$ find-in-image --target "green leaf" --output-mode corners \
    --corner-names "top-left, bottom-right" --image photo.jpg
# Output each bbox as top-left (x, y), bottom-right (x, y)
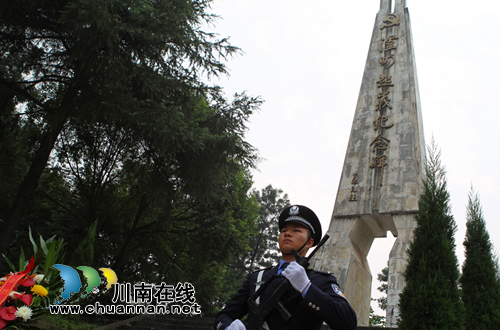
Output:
top-left (44, 241), bottom-right (57, 273)
top-left (29, 226), bottom-right (38, 256)
top-left (46, 235), bottom-right (57, 244)
top-left (40, 235), bottom-right (49, 255)
top-left (34, 246), bottom-right (45, 269)
top-left (19, 246), bottom-right (25, 271)
top-left (2, 253), bottom-right (17, 272)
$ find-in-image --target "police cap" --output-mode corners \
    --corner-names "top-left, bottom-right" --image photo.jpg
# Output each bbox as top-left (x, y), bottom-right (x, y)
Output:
top-left (278, 205), bottom-right (322, 246)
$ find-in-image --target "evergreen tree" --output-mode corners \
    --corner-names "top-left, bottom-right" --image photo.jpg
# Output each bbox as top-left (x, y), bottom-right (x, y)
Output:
top-left (460, 187), bottom-right (500, 330)
top-left (398, 142), bottom-right (463, 329)
top-left (0, 0), bottom-right (247, 252)
top-left (0, 0), bottom-right (263, 314)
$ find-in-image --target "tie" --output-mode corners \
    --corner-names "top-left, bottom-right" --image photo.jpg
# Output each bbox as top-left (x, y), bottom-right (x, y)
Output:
top-left (278, 262), bottom-right (289, 275)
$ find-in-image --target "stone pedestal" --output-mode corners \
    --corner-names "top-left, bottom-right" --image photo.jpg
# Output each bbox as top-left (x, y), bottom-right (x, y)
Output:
top-left (312, 217), bottom-right (375, 324)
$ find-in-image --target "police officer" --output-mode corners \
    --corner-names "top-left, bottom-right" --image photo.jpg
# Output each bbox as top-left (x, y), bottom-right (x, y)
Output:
top-left (213, 205), bottom-right (357, 330)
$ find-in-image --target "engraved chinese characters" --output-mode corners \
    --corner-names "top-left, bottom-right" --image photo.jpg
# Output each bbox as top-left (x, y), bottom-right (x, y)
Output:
top-left (371, 14), bottom-right (399, 187)
top-left (349, 13), bottom-right (400, 202)
top-left (349, 174), bottom-right (359, 201)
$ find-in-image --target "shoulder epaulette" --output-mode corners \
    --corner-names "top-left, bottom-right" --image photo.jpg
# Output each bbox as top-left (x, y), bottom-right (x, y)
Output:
top-left (311, 269), bottom-right (334, 275)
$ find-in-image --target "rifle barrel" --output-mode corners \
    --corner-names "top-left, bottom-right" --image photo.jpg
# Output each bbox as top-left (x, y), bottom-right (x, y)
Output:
top-left (306, 234), bottom-right (330, 261)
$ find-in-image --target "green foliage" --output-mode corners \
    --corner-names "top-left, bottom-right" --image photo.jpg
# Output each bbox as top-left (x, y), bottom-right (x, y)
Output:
top-left (0, 0), bottom-right (250, 251)
top-left (215, 185), bottom-right (290, 313)
top-left (459, 187), bottom-right (500, 330)
top-left (1, 229), bottom-right (65, 329)
top-left (377, 263), bottom-right (388, 311)
top-left (371, 265), bottom-right (388, 327)
top-left (69, 221), bottom-right (97, 266)
top-left (398, 141), bottom-right (463, 330)
top-left (369, 299), bottom-right (386, 328)
top-left (0, 0), bottom-right (262, 317)
top-left (248, 185), bottom-right (290, 271)
top-left (2, 227), bottom-right (65, 278)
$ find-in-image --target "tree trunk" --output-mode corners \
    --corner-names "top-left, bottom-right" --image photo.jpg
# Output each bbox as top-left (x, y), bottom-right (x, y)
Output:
top-left (0, 76), bottom-right (79, 253)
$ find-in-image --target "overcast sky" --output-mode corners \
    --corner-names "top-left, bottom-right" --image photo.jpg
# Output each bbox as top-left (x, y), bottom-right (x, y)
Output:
top-left (205, 0), bottom-right (500, 315)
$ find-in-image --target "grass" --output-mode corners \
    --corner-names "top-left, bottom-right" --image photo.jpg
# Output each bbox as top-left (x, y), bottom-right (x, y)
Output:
top-left (38, 314), bottom-right (100, 330)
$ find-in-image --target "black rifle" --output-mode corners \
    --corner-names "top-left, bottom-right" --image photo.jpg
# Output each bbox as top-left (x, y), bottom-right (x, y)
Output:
top-left (243, 234), bottom-right (330, 330)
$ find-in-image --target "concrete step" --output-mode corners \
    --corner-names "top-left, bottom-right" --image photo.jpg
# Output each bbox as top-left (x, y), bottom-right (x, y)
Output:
top-left (94, 314), bottom-right (396, 330)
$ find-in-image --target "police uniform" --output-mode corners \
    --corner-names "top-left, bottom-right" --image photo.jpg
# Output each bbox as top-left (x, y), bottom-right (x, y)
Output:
top-left (213, 205), bottom-right (357, 330)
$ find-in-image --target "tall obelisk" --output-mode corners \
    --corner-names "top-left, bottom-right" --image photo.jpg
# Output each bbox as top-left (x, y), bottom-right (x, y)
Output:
top-left (311, 0), bottom-right (425, 327)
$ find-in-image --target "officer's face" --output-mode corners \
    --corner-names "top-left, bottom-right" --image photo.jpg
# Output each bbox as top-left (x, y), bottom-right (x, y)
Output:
top-left (279, 222), bottom-right (314, 257)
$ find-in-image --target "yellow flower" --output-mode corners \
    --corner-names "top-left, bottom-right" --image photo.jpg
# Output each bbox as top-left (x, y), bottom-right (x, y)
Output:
top-left (31, 284), bottom-right (49, 297)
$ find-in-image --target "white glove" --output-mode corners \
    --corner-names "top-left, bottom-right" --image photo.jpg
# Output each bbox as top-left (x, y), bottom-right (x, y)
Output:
top-left (282, 262), bottom-right (310, 293)
top-left (227, 319), bottom-right (246, 330)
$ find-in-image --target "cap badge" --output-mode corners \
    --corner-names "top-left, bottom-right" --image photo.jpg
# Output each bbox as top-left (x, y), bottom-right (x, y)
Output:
top-left (289, 206), bottom-right (299, 215)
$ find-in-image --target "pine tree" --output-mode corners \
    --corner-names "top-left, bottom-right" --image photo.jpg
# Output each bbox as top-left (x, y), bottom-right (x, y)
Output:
top-left (398, 142), bottom-right (463, 329)
top-left (460, 187), bottom-right (500, 330)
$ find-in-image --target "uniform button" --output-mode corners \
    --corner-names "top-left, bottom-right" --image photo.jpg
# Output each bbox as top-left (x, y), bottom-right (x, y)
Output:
top-left (316, 307), bottom-right (320, 311)
top-left (308, 302), bottom-right (312, 306)
top-left (312, 304), bottom-right (316, 309)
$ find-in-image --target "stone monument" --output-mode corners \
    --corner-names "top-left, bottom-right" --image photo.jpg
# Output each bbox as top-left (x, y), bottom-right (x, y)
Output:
top-left (311, 0), bottom-right (425, 327)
